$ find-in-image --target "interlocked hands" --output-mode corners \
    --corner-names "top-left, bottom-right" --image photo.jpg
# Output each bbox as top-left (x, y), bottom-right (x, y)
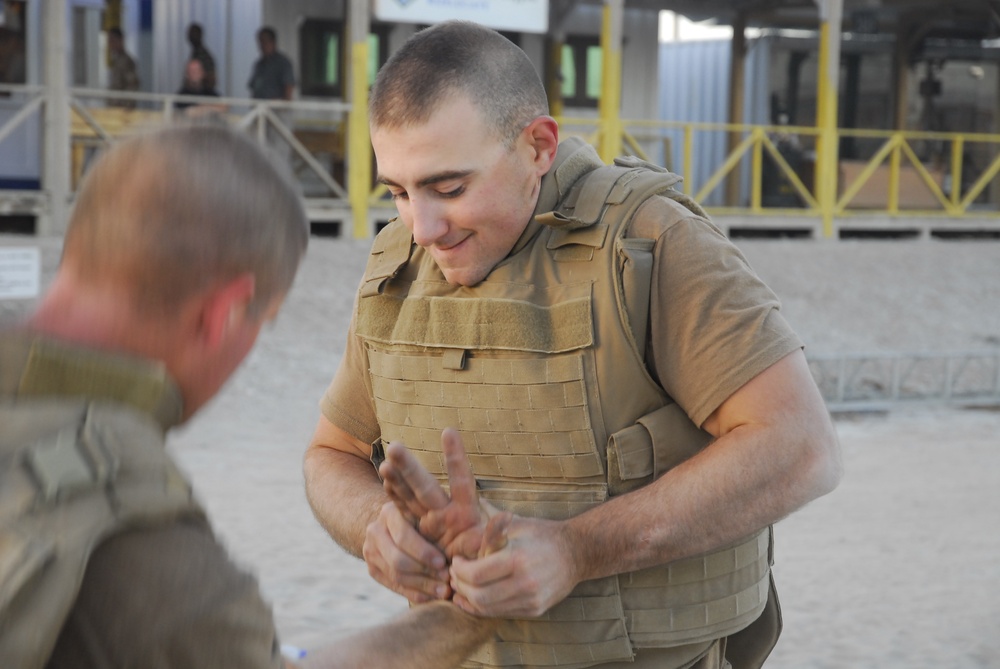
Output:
top-left (365, 428), bottom-right (580, 618)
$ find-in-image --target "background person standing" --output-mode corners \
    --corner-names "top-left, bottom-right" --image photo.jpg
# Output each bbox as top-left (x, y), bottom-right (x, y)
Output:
top-left (107, 27), bottom-right (139, 108)
top-left (186, 22), bottom-right (216, 91)
top-left (248, 27), bottom-right (294, 101)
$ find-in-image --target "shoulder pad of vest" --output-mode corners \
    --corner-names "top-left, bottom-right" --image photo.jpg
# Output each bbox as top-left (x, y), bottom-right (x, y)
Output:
top-left (542, 162), bottom-right (685, 231)
top-left (23, 422), bottom-right (118, 504)
top-left (361, 219), bottom-right (414, 297)
top-left (613, 155), bottom-right (669, 173)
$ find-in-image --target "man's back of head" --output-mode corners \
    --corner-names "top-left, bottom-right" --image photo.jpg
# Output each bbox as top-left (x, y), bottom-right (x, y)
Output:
top-left (29, 122), bottom-right (308, 417)
top-left (369, 20), bottom-right (549, 148)
top-left (63, 122), bottom-right (307, 318)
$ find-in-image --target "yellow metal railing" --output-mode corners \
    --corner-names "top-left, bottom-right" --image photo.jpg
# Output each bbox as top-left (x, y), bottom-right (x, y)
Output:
top-left (555, 116), bottom-right (1000, 233)
top-left (7, 79), bottom-right (1000, 238)
top-left (835, 128), bottom-right (1000, 217)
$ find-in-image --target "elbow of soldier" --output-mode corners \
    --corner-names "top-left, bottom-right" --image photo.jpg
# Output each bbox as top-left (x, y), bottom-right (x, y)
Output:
top-left (798, 424), bottom-right (844, 502)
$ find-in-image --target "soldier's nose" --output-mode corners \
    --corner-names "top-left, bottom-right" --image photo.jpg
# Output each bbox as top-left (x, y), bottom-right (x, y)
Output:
top-left (410, 200), bottom-right (448, 248)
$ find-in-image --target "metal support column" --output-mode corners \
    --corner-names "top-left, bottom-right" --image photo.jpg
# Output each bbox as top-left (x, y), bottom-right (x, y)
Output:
top-left (815, 0), bottom-right (843, 238)
top-left (347, 0), bottom-right (372, 239)
top-left (42, 0), bottom-right (71, 236)
top-left (546, 34), bottom-right (565, 119)
top-left (726, 12), bottom-right (747, 207)
top-left (598, 0), bottom-right (623, 162)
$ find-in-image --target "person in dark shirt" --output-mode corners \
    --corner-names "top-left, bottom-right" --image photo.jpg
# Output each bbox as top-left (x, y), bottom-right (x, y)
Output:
top-left (187, 23), bottom-right (217, 91)
top-left (248, 27), bottom-right (295, 101)
top-left (175, 58), bottom-right (221, 113)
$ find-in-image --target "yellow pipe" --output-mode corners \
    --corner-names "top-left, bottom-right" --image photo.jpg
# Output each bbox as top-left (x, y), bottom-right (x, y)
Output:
top-left (888, 141), bottom-right (901, 214)
top-left (899, 140), bottom-right (954, 212)
top-left (694, 132), bottom-right (755, 203)
top-left (961, 150), bottom-right (1000, 209)
top-left (761, 133), bottom-right (820, 209)
top-left (815, 1), bottom-right (842, 236)
top-left (547, 37), bottom-right (564, 118)
top-left (348, 38), bottom-right (371, 239)
top-left (951, 137), bottom-right (964, 207)
top-left (598, 1), bottom-right (623, 162)
top-left (835, 136), bottom-right (897, 209)
top-left (751, 128), bottom-right (763, 212)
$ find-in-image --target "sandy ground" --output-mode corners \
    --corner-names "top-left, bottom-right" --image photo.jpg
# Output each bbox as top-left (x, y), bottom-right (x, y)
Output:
top-left (3, 233), bottom-right (1000, 667)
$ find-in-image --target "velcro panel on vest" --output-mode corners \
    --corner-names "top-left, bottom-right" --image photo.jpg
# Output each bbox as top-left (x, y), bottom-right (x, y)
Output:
top-left (359, 292), bottom-right (593, 354)
top-left (368, 349), bottom-right (604, 481)
top-left (463, 575), bottom-right (633, 668)
top-left (619, 530), bottom-right (771, 647)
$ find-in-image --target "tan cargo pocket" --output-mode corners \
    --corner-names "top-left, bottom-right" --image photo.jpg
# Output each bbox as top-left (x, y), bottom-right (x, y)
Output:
top-left (477, 481), bottom-right (608, 520)
top-left (616, 237), bottom-right (655, 359)
top-left (607, 402), bottom-right (713, 496)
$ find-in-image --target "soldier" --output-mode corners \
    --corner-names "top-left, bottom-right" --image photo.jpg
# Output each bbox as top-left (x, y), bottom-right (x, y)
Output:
top-left (186, 22), bottom-right (217, 91)
top-left (107, 27), bottom-right (139, 108)
top-left (0, 124), bottom-right (502, 669)
top-left (303, 20), bottom-right (843, 669)
top-left (248, 27), bottom-right (295, 101)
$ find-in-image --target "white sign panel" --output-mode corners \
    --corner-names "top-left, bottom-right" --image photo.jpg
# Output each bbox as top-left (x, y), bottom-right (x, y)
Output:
top-left (374, 0), bottom-right (549, 34)
top-left (0, 247), bottom-right (41, 299)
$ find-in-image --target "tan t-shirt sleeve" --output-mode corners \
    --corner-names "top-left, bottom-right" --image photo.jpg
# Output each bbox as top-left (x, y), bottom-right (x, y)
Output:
top-left (646, 212), bottom-right (803, 428)
top-left (320, 309), bottom-right (381, 445)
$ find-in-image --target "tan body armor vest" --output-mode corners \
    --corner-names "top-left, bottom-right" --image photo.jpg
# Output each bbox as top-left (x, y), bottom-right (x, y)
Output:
top-left (0, 339), bottom-right (204, 669)
top-left (355, 145), bottom-right (773, 668)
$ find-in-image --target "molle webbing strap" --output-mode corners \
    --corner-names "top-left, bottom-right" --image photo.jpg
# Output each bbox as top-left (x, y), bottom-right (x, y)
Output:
top-left (465, 576), bottom-right (632, 668)
top-left (621, 530), bottom-right (770, 646)
top-left (368, 348), bottom-right (604, 482)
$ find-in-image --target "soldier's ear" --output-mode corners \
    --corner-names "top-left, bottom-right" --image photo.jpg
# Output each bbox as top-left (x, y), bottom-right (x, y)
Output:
top-left (198, 273), bottom-right (256, 348)
top-left (521, 115), bottom-right (559, 174)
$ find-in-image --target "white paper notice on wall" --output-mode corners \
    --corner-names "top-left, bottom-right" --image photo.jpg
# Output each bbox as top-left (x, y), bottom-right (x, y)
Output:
top-left (373, 0), bottom-right (549, 34)
top-left (0, 247), bottom-right (41, 299)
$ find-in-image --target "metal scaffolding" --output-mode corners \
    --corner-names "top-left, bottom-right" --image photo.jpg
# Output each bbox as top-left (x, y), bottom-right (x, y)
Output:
top-left (808, 351), bottom-right (1000, 411)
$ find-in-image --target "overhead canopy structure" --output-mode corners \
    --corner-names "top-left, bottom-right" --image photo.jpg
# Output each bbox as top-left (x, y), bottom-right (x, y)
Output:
top-left (642, 0), bottom-right (1000, 37)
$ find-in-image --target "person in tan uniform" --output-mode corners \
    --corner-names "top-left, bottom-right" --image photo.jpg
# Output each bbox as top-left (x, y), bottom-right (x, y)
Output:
top-left (107, 27), bottom-right (139, 109)
top-left (303, 20), bottom-right (843, 669)
top-left (0, 123), bottom-right (503, 669)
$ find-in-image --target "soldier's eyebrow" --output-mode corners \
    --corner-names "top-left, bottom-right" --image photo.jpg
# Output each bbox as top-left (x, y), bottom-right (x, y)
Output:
top-left (377, 170), bottom-right (475, 189)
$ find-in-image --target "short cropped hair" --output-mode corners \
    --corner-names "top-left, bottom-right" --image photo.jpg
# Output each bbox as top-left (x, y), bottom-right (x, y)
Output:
top-left (64, 123), bottom-right (308, 317)
top-left (369, 21), bottom-right (549, 147)
top-left (257, 27), bottom-right (277, 43)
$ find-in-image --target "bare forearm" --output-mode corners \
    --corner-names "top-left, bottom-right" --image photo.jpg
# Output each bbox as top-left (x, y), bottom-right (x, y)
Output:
top-left (568, 418), bottom-right (836, 581)
top-left (562, 352), bottom-right (842, 582)
top-left (300, 602), bottom-right (497, 669)
top-left (303, 446), bottom-right (385, 557)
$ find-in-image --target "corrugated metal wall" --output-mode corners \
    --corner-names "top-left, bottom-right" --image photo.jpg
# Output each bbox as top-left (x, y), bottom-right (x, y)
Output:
top-left (154, 0), bottom-right (261, 98)
top-left (658, 36), bottom-right (771, 206)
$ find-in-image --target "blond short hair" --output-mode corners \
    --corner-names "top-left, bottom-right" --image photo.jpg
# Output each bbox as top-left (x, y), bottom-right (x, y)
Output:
top-left (64, 123), bottom-right (308, 316)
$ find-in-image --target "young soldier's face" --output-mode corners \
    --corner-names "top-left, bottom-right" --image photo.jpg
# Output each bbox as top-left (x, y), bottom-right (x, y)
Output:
top-left (373, 94), bottom-right (548, 287)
